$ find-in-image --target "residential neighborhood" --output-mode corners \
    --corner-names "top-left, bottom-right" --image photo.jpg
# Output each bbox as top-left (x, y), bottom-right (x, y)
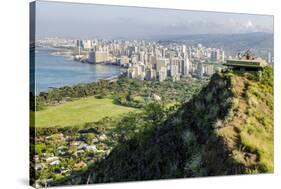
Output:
top-left (32, 125), bottom-right (114, 188)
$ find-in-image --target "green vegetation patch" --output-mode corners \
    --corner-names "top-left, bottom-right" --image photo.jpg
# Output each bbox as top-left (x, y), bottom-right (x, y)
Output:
top-left (240, 66), bottom-right (274, 172)
top-left (35, 97), bottom-right (137, 128)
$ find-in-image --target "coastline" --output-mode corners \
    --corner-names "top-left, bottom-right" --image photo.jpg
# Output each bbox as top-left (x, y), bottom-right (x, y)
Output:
top-left (35, 48), bottom-right (126, 95)
top-left (36, 73), bottom-right (124, 95)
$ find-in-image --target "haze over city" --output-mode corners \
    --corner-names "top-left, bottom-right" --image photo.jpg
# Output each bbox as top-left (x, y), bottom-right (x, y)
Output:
top-left (36, 1), bottom-right (273, 39)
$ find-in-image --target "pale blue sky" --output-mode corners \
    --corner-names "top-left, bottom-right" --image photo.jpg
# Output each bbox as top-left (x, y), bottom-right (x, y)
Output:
top-left (35, 0), bottom-right (274, 39)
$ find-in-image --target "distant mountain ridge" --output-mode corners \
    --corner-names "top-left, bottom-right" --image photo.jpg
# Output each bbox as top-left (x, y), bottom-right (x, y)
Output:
top-left (156, 32), bottom-right (273, 57)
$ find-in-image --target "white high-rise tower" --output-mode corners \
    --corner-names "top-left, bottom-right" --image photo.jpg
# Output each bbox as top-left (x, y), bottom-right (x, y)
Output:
top-left (182, 54), bottom-right (190, 76)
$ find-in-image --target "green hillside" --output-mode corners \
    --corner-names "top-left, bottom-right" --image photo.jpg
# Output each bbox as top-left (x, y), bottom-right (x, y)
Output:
top-left (34, 97), bottom-right (137, 128)
top-left (52, 66), bottom-right (273, 185)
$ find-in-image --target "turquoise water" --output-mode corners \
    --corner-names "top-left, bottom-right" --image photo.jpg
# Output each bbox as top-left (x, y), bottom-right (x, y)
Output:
top-left (34, 48), bottom-right (123, 94)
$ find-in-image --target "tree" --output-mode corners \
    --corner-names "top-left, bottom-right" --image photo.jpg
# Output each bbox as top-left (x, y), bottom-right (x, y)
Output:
top-left (144, 102), bottom-right (166, 125)
top-left (113, 112), bottom-right (142, 143)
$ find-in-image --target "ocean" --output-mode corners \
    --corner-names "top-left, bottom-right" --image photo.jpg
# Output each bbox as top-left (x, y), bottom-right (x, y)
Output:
top-left (33, 48), bottom-right (124, 94)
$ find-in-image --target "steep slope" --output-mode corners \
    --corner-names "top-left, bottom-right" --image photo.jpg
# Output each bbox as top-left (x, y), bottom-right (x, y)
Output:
top-left (203, 67), bottom-right (273, 174)
top-left (55, 67), bottom-right (273, 185)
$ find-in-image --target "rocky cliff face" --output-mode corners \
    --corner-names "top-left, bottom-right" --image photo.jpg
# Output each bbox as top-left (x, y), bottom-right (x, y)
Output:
top-left (56, 67), bottom-right (273, 186)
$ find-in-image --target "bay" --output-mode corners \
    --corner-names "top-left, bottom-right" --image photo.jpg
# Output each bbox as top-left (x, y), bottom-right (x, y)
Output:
top-left (34, 48), bottom-right (124, 94)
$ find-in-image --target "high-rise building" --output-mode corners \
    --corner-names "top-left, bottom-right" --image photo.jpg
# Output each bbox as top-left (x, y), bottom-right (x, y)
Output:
top-left (83, 40), bottom-right (92, 49)
top-left (188, 47), bottom-right (192, 60)
top-left (170, 58), bottom-right (179, 77)
top-left (150, 56), bottom-right (157, 69)
top-left (76, 40), bottom-right (84, 55)
top-left (156, 58), bottom-right (168, 72)
top-left (145, 68), bottom-right (156, 80)
top-left (131, 54), bottom-right (138, 64)
top-left (182, 45), bottom-right (186, 54)
top-left (197, 62), bottom-right (204, 78)
top-left (127, 64), bottom-right (145, 79)
top-left (221, 50), bottom-right (225, 62)
top-left (88, 51), bottom-right (95, 63)
top-left (162, 48), bottom-right (166, 58)
top-left (157, 67), bottom-right (167, 82)
top-left (120, 56), bottom-right (130, 67)
top-left (169, 58), bottom-right (180, 81)
top-left (182, 55), bottom-right (190, 76)
top-left (76, 40), bottom-right (83, 49)
top-left (178, 57), bottom-right (183, 73)
top-left (211, 49), bottom-right (221, 62)
top-left (127, 66), bottom-right (137, 79)
top-left (88, 51), bottom-right (108, 64)
top-left (139, 51), bottom-right (145, 63)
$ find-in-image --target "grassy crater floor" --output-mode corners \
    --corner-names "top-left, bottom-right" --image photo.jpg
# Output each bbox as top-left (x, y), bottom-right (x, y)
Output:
top-left (34, 96), bottom-right (137, 128)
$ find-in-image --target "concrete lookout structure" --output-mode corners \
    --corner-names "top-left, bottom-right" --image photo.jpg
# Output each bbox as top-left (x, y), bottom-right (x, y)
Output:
top-left (223, 50), bottom-right (268, 72)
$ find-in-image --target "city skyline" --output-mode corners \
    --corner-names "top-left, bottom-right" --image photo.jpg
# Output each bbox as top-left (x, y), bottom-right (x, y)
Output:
top-left (36, 1), bottom-right (273, 39)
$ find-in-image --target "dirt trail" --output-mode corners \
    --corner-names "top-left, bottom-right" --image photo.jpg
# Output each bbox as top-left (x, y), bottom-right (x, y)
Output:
top-left (218, 75), bottom-right (257, 167)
